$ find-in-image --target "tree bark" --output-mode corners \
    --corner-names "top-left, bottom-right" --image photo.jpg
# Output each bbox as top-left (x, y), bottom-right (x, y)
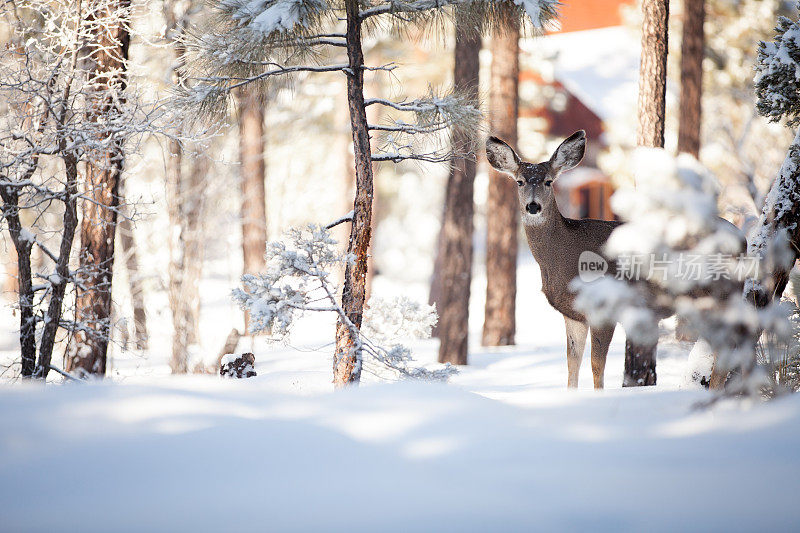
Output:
top-left (677, 0), bottom-right (704, 157)
top-left (333, 0), bottom-right (373, 387)
top-left (626, 0), bottom-right (668, 386)
top-left (483, 16), bottom-right (519, 347)
top-left (430, 15), bottom-right (480, 365)
top-left (238, 87), bottom-right (268, 333)
top-left (163, 1), bottom-right (206, 373)
top-left (623, 338), bottom-right (658, 386)
top-left (67, 1), bottom-right (131, 377)
top-left (0, 188), bottom-right (36, 376)
top-left (38, 156), bottom-right (80, 380)
top-left (636, 0), bottom-right (669, 148)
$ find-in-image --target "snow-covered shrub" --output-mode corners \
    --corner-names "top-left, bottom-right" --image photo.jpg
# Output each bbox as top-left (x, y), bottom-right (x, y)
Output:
top-left (759, 271), bottom-right (800, 394)
top-left (232, 225), bottom-right (455, 382)
top-left (571, 149), bottom-right (793, 392)
top-left (361, 297), bottom-right (437, 345)
top-left (220, 353), bottom-right (257, 378)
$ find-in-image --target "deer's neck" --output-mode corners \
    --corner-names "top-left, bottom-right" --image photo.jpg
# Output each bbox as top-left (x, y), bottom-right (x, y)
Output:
top-left (522, 194), bottom-right (567, 262)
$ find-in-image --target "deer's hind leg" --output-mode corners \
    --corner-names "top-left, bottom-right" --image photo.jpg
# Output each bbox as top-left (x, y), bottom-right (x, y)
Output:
top-left (564, 317), bottom-right (588, 388)
top-left (590, 326), bottom-right (614, 390)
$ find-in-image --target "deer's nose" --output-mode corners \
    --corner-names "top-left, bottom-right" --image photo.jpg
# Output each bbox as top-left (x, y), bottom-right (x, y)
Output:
top-left (526, 201), bottom-right (541, 215)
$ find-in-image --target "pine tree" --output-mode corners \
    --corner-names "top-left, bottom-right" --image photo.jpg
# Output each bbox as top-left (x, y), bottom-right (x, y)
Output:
top-left (746, 6), bottom-right (800, 309)
top-left (636, 0), bottom-right (669, 148)
top-left (677, 0), bottom-right (704, 157)
top-left (626, 0), bottom-right (669, 387)
top-left (164, 0), bottom-right (209, 374)
top-left (431, 12), bottom-right (481, 366)
top-left (708, 5), bottom-right (800, 390)
top-left (483, 11), bottom-right (520, 348)
top-left (67, 0), bottom-right (132, 376)
top-left (182, 0), bottom-right (558, 386)
top-left (237, 87), bottom-right (268, 333)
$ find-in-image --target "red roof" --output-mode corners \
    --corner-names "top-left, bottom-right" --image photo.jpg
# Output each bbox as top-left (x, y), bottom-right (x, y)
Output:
top-left (550, 0), bottom-right (635, 33)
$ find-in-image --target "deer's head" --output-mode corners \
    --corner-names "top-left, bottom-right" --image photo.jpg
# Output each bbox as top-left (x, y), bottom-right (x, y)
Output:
top-left (486, 130), bottom-right (586, 225)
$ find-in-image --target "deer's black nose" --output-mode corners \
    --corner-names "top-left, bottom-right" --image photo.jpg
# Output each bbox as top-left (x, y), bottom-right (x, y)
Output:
top-left (526, 201), bottom-right (541, 215)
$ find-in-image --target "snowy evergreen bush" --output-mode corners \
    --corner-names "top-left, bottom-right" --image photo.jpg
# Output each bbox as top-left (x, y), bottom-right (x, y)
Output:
top-left (232, 225), bottom-right (455, 381)
top-left (745, 4), bottom-right (800, 393)
top-left (756, 8), bottom-right (800, 127)
top-left (571, 150), bottom-right (792, 392)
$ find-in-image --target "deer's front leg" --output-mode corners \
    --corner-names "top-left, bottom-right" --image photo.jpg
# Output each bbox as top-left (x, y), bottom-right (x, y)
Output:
top-left (564, 317), bottom-right (588, 388)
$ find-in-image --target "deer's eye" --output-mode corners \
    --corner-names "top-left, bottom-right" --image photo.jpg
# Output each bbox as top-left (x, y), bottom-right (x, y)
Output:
top-left (516, 180), bottom-right (524, 187)
top-left (544, 180), bottom-right (553, 187)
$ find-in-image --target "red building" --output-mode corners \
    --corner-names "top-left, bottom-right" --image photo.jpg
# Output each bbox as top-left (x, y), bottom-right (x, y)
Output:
top-left (519, 0), bottom-right (636, 221)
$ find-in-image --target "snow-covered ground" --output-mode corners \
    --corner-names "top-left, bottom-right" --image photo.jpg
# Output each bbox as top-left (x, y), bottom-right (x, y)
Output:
top-left (1, 257), bottom-right (799, 530)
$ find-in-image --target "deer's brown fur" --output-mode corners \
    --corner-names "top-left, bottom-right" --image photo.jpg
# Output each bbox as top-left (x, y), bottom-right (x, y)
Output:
top-left (486, 131), bottom-right (619, 389)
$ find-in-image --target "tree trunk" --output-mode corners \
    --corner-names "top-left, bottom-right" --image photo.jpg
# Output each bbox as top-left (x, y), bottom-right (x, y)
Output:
top-left (0, 188), bottom-right (36, 376)
top-left (333, 0), bottom-right (373, 387)
top-left (636, 0), bottom-right (669, 148)
top-left (430, 15), bottom-right (480, 365)
top-left (483, 16), bottom-right (519, 347)
top-left (186, 155), bottom-right (208, 343)
top-left (238, 87), bottom-right (268, 333)
top-left (38, 155), bottom-right (79, 379)
top-left (677, 0), bottom-right (704, 157)
top-left (626, 0), bottom-right (668, 386)
top-left (166, 140), bottom-right (208, 374)
top-left (624, 338), bottom-right (658, 386)
top-left (163, 1), bottom-right (206, 373)
top-left (67, 1), bottom-right (131, 377)
top-left (118, 197), bottom-right (148, 350)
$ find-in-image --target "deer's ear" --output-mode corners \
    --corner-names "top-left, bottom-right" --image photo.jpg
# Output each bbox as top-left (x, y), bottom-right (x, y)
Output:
top-left (486, 136), bottom-right (521, 176)
top-left (550, 130), bottom-right (586, 174)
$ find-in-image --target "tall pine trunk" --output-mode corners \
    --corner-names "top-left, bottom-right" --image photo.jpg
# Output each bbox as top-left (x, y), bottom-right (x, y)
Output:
top-left (677, 0), bottom-right (704, 157)
top-left (118, 175), bottom-right (147, 350)
top-left (483, 15), bottom-right (519, 347)
top-left (675, 0), bottom-right (704, 343)
top-left (430, 15), bottom-right (480, 365)
top-left (165, 2), bottom-right (207, 373)
top-left (166, 138), bottom-right (189, 372)
top-left (238, 88), bottom-right (268, 333)
top-left (166, 139), bottom-right (208, 373)
top-left (625, 0), bottom-right (669, 386)
top-left (67, 0), bottom-right (131, 377)
top-left (333, 0), bottom-right (373, 387)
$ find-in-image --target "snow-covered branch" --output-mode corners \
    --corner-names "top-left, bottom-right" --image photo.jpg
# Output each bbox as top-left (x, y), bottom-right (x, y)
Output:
top-left (232, 225), bottom-right (456, 382)
top-left (358, 0), bottom-right (559, 30)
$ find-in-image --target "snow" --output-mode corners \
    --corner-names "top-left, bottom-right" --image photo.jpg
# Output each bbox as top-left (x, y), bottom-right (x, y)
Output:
top-left (220, 353), bottom-right (238, 365)
top-left (18, 228), bottom-right (34, 243)
top-left (747, 129), bottom-right (800, 259)
top-left (2, 254), bottom-right (800, 529)
top-left (2, 374), bottom-right (800, 530)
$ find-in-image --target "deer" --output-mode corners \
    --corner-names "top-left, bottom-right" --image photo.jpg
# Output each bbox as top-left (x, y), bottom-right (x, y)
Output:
top-left (485, 130), bottom-right (621, 389)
